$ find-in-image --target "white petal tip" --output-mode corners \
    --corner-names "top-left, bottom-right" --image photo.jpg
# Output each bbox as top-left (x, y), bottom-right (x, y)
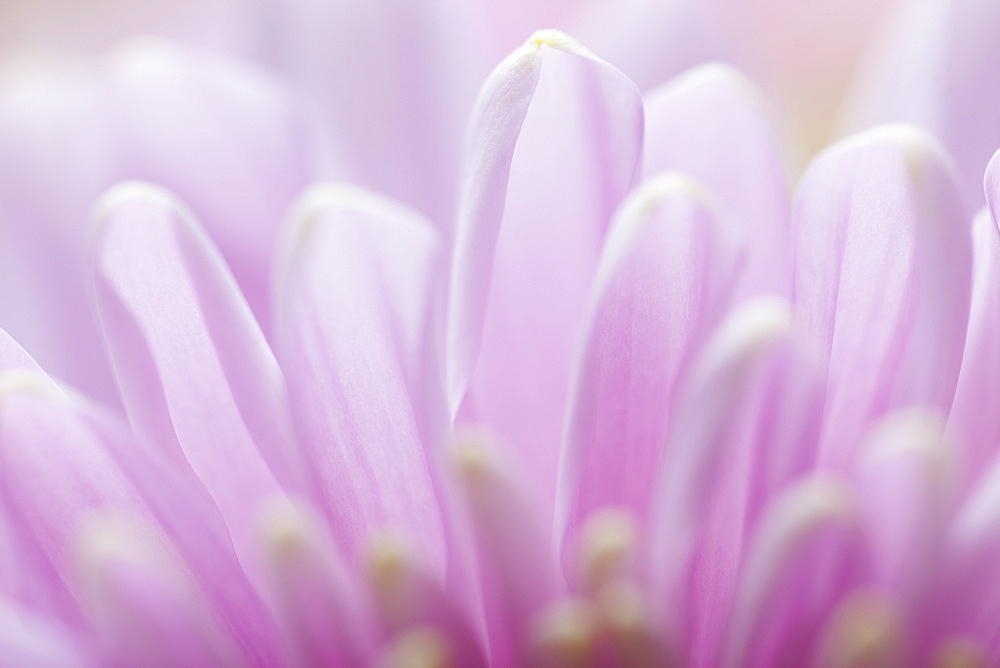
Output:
top-left (0, 369), bottom-right (57, 399)
top-left (92, 181), bottom-right (177, 226)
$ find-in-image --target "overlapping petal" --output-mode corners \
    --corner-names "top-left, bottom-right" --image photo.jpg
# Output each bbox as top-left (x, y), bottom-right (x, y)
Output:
top-left (791, 125), bottom-right (971, 470)
top-left (273, 184), bottom-right (448, 568)
top-left (557, 173), bottom-right (742, 568)
top-left (447, 30), bottom-right (644, 519)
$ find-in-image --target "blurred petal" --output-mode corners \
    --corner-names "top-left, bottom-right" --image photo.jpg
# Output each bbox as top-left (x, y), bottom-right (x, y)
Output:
top-left (844, 0), bottom-right (1000, 206)
top-left (948, 212), bottom-right (1000, 485)
top-left (447, 30), bottom-right (644, 518)
top-left (450, 433), bottom-right (561, 666)
top-left (273, 184), bottom-right (448, 567)
top-left (723, 479), bottom-right (866, 668)
top-left (90, 182), bottom-right (299, 581)
top-left (0, 599), bottom-right (93, 668)
top-left (557, 173), bottom-right (742, 568)
top-left (367, 533), bottom-right (486, 666)
top-left (940, 453), bottom-right (1000, 658)
top-left (644, 63), bottom-right (791, 297)
top-left (792, 125), bottom-right (971, 470)
top-left (856, 411), bottom-right (956, 610)
top-left (0, 372), bottom-right (281, 664)
top-left (258, 500), bottom-right (378, 667)
top-left (254, 0), bottom-right (476, 225)
top-left (106, 38), bottom-right (323, 324)
top-left (0, 59), bottom-right (118, 404)
top-left (75, 514), bottom-right (246, 667)
top-left (648, 298), bottom-right (826, 664)
top-left (573, 0), bottom-right (722, 94)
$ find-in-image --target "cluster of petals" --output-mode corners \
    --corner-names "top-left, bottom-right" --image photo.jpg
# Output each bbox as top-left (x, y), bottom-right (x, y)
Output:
top-left (2, 13), bottom-right (1000, 668)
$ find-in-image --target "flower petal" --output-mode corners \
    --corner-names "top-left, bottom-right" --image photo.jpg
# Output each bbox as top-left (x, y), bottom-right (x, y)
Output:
top-left (0, 599), bottom-right (92, 668)
top-left (843, 0), bottom-right (1000, 205)
top-left (647, 298), bottom-right (826, 664)
top-left (791, 125), bottom-right (972, 470)
top-left (258, 499), bottom-right (379, 667)
top-left (252, 0), bottom-right (476, 226)
top-left (950, 153), bottom-right (1000, 479)
top-left (90, 182), bottom-right (302, 582)
top-left (0, 61), bottom-right (118, 404)
top-left (107, 37), bottom-right (324, 324)
top-left (722, 479), bottom-right (866, 668)
top-left (643, 63), bottom-right (791, 298)
top-left (556, 173), bottom-right (742, 569)
top-left (0, 371), bottom-right (282, 664)
top-left (273, 184), bottom-right (448, 568)
top-left (450, 432), bottom-right (561, 666)
top-left (447, 30), bottom-right (644, 518)
top-left (855, 411), bottom-right (956, 612)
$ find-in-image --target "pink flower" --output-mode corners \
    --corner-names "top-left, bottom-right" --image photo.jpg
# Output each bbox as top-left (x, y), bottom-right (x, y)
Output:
top-left (0, 6), bottom-right (997, 668)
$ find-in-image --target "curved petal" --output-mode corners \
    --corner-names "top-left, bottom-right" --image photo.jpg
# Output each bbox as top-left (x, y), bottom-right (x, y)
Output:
top-left (258, 500), bottom-right (379, 667)
top-left (722, 479), bottom-right (866, 668)
top-left (105, 38), bottom-right (324, 325)
top-left (251, 0), bottom-right (477, 226)
top-left (273, 184), bottom-right (448, 568)
top-left (75, 514), bottom-right (248, 666)
top-left (556, 173), bottom-right (742, 569)
top-left (0, 60), bottom-right (118, 404)
top-left (644, 63), bottom-right (791, 298)
top-left (0, 599), bottom-right (93, 668)
top-left (948, 207), bottom-right (1000, 484)
top-left (447, 30), bottom-right (644, 519)
top-left (647, 298), bottom-right (826, 664)
top-left (791, 125), bottom-right (972, 471)
top-left (89, 182), bottom-right (301, 583)
top-left (449, 432), bottom-right (561, 666)
top-left (855, 412), bottom-right (956, 611)
top-left (843, 0), bottom-right (1000, 206)
top-left (572, 0), bottom-right (723, 94)
top-left (0, 371), bottom-right (282, 664)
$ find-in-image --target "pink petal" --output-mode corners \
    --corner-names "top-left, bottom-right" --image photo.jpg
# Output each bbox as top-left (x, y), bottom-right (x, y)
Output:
top-left (791, 125), bottom-right (972, 471)
top-left (644, 63), bottom-right (791, 298)
top-left (0, 328), bottom-right (42, 373)
top-left (253, 0), bottom-right (478, 226)
top-left (447, 30), bottom-right (644, 521)
top-left (722, 479), bottom-right (866, 668)
top-left (0, 599), bottom-right (93, 668)
top-left (0, 60), bottom-right (119, 405)
top-left (106, 38), bottom-right (324, 326)
top-left (89, 182), bottom-right (302, 584)
top-left (854, 412), bottom-right (956, 620)
top-left (75, 515), bottom-right (249, 667)
top-left (0, 373), bottom-right (282, 664)
top-left (843, 0), bottom-right (1000, 206)
top-left (556, 173), bottom-right (742, 571)
top-left (258, 500), bottom-right (379, 667)
top-left (366, 533), bottom-right (486, 666)
top-left (573, 0), bottom-right (723, 93)
top-left (273, 184), bottom-right (448, 568)
top-left (647, 298), bottom-right (826, 665)
top-left (948, 206), bottom-right (1000, 484)
top-left (450, 433), bottom-right (561, 666)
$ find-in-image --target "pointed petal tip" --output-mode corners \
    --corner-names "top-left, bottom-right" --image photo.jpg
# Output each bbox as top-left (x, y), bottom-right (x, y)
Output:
top-left (524, 29), bottom-right (586, 53)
